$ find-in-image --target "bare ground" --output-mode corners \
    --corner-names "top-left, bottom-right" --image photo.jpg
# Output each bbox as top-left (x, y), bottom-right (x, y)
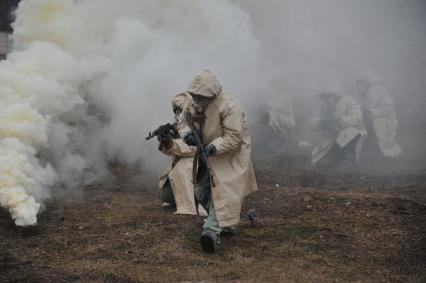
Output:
top-left (1, 163), bottom-right (425, 282)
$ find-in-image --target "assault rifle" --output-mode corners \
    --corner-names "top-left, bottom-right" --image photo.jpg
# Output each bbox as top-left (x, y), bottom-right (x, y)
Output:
top-left (145, 123), bottom-right (176, 141)
top-left (146, 123), bottom-right (178, 150)
top-left (185, 112), bottom-right (215, 188)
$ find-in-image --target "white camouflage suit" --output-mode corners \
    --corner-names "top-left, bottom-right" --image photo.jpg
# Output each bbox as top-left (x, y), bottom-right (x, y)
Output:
top-left (267, 94), bottom-right (296, 141)
top-left (356, 71), bottom-right (402, 157)
top-left (311, 80), bottom-right (367, 166)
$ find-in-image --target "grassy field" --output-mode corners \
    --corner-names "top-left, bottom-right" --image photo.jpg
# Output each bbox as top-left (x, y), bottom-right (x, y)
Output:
top-left (1, 164), bottom-right (425, 282)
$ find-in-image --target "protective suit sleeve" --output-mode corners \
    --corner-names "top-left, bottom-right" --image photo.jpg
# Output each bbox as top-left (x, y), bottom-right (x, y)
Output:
top-left (210, 102), bottom-right (243, 155)
top-left (162, 139), bottom-right (196, 158)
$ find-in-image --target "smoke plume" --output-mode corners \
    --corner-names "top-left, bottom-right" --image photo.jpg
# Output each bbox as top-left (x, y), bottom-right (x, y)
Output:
top-left (0, 0), bottom-right (261, 226)
top-left (1, 0), bottom-right (425, 225)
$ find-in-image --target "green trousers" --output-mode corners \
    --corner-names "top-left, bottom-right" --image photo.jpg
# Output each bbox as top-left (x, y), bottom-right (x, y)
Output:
top-left (161, 166), bottom-right (235, 238)
top-left (195, 165), bottom-right (230, 237)
top-left (202, 199), bottom-right (222, 235)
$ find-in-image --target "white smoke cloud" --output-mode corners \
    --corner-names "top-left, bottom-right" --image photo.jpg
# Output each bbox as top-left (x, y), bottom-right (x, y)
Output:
top-left (2, 0), bottom-right (424, 225)
top-left (0, 0), bottom-right (261, 226)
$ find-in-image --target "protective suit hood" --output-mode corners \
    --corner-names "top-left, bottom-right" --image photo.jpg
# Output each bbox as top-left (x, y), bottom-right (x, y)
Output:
top-left (171, 92), bottom-right (193, 113)
top-left (171, 92), bottom-right (188, 109)
top-left (170, 92), bottom-right (194, 138)
top-left (188, 70), bottom-right (222, 98)
top-left (357, 70), bottom-right (379, 87)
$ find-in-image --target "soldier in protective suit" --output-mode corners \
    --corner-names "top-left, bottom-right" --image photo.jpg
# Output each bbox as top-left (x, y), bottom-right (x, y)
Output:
top-left (158, 93), bottom-right (207, 216)
top-left (157, 70), bottom-right (258, 253)
top-left (311, 79), bottom-right (367, 170)
top-left (355, 70), bottom-right (402, 158)
top-left (267, 93), bottom-right (296, 143)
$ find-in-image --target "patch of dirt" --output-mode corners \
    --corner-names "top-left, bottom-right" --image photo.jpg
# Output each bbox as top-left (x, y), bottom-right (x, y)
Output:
top-left (1, 164), bottom-right (425, 282)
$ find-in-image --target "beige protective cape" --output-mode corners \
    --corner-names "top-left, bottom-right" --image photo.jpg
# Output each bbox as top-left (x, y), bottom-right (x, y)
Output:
top-left (159, 93), bottom-right (208, 216)
top-left (311, 95), bottom-right (367, 165)
top-left (159, 155), bottom-right (202, 215)
top-left (163, 70), bottom-right (258, 227)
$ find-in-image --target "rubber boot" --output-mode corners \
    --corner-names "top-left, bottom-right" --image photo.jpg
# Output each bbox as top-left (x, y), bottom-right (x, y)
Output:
top-left (200, 230), bottom-right (218, 253)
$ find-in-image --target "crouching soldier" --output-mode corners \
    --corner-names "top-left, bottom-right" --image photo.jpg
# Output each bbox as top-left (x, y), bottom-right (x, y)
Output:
top-left (157, 70), bottom-right (258, 253)
top-left (311, 79), bottom-right (367, 170)
top-left (355, 70), bottom-right (402, 158)
top-left (157, 93), bottom-right (207, 215)
top-left (267, 93), bottom-right (297, 148)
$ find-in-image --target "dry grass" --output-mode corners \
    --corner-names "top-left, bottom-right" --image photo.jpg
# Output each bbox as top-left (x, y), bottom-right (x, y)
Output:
top-left (1, 166), bottom-right (425, 282)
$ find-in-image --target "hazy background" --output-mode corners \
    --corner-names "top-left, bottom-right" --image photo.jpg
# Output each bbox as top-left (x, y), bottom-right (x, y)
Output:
top-left (236, 0), bottom-right (426, 170)
top-left (0, 0), bottom-right (425, 225)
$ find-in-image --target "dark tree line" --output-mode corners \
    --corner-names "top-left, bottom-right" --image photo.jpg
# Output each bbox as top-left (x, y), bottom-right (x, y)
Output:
top-left (0, 0), bottom-right (20, 32)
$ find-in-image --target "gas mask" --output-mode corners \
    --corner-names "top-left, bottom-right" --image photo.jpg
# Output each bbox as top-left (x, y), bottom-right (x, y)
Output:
top-left (190, 92), bottom-right (215, 113)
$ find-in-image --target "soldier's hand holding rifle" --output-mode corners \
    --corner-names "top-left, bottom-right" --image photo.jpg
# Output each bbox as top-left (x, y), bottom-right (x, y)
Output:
top-left (146, 123), bottom-right (176, 150)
